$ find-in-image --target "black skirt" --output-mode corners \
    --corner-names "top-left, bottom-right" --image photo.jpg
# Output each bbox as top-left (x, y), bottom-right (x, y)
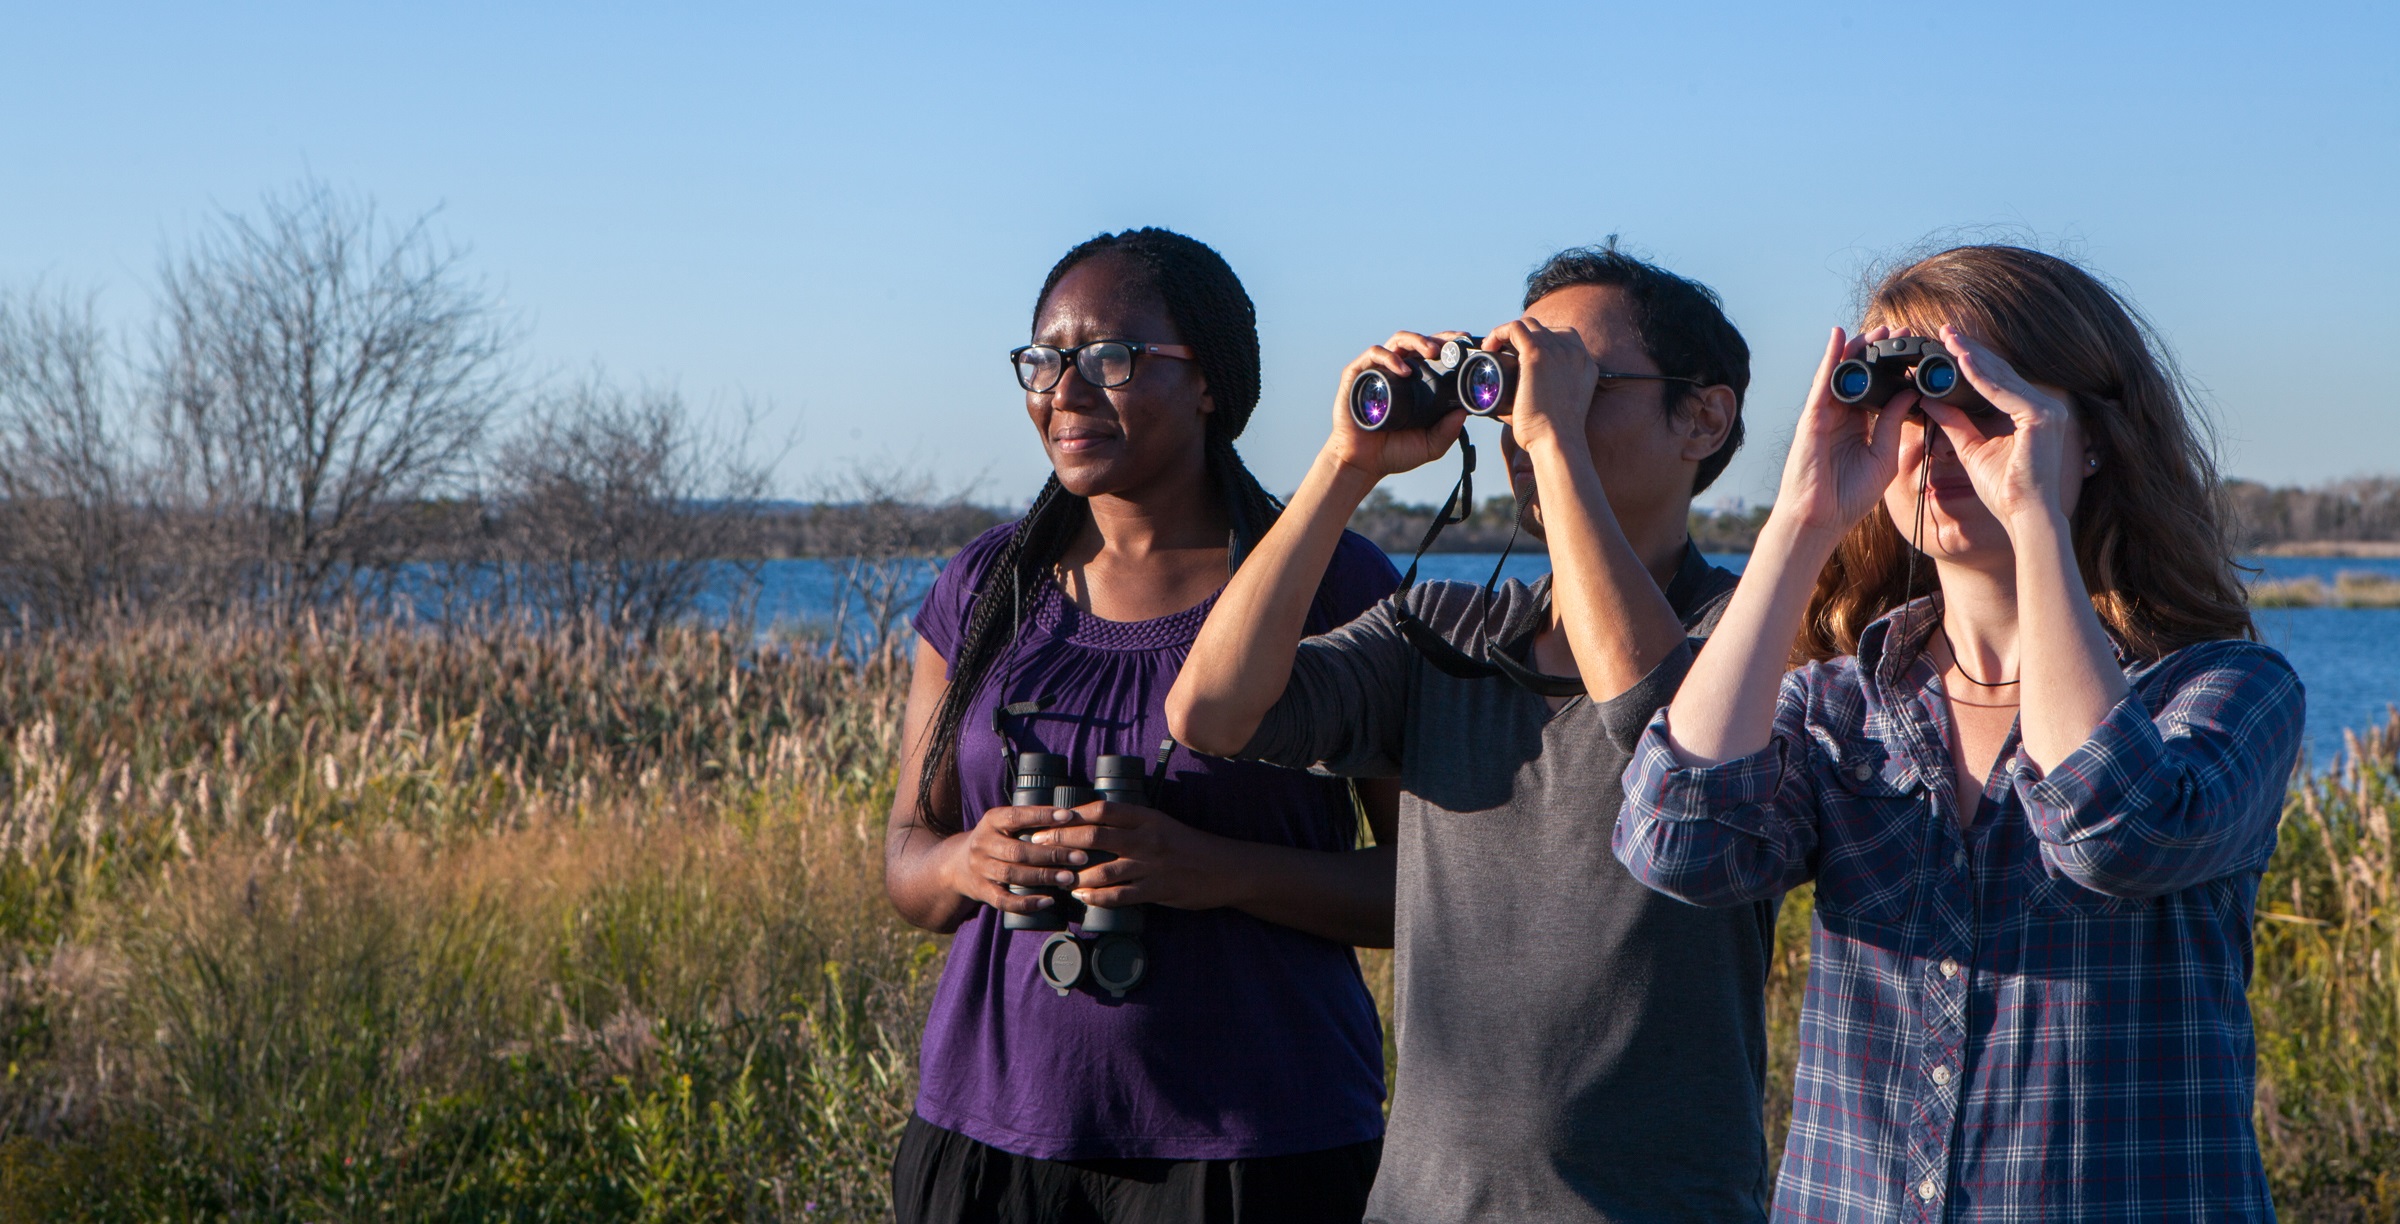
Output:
top-left (892, 1114), bottom-right (1381, 1224)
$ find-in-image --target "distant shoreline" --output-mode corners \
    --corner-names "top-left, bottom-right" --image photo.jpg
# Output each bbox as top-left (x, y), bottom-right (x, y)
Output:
top-left (2252, 541), bottom-right (2400, 558)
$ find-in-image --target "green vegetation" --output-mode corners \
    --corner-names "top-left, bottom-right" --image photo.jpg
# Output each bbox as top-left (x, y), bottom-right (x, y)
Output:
top-left (0, 620), bottom-right (2393, 1219)
top-left (2249, 571), bottom-right (2400, 608)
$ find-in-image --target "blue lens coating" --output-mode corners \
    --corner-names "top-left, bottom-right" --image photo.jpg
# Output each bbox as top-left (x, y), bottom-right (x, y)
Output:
top-left (1919, 360), bottom-right (1957, 396)
top-left (1835, 366), bottom-right (1872, 399)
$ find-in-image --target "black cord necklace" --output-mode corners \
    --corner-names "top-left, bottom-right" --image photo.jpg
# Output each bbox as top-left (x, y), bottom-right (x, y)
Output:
top-left (1938, 624), bottom-right (2020, 688)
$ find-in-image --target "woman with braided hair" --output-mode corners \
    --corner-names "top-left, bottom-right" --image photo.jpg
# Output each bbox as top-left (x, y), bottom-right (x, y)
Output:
top-left (884, 228), bottom-right (1399, 1223)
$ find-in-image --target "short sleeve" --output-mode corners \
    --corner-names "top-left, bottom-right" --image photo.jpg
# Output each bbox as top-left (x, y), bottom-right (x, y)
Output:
top-left (1306, 530), bottom-right (1402, 635)
top-left (911, 522), bottom-right (1019, 664)
top-left (1241, 592), bottom-right (1415, 778)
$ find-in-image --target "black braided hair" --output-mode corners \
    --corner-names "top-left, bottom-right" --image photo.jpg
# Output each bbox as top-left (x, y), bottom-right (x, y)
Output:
top-left (915, 228), bottom-right (1284, 833)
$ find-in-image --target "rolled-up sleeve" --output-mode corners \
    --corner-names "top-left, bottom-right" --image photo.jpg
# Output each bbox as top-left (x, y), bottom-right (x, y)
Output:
top-left (2013, 640), bottom-right (2304, 899)
top-left (1613, 672), bottom-right (1824, 908)
top-left (1237, 596), bottom-right (1412, 778)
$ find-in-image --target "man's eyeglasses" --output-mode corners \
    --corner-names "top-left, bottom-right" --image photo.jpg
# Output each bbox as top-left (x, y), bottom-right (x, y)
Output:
top-left (1011, 340), bottom-right (1196, 394)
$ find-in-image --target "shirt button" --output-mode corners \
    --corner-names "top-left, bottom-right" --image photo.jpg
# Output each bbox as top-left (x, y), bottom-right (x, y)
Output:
top-left (1918, 1179), bottom-right (1939, 1202)
top-left (1853, 762), bottom-right (1874, 780)
top-left (1932, 1064), bottom-right (1952, 1085)
top-left (1940, 957), bottom-right (1960, 979)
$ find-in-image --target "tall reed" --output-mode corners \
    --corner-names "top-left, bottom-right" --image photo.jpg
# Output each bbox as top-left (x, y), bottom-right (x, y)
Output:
top-left (0, 617), bottom-right (2395, 1219)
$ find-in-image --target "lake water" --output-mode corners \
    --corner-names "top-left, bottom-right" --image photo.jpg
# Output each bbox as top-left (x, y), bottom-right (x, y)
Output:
top-left (764, 552), bottom-right (2400, 767)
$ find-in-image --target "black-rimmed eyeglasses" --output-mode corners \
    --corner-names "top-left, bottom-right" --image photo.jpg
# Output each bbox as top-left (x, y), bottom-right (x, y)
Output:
top-left (1011, 340), bottom-right (1196, 393)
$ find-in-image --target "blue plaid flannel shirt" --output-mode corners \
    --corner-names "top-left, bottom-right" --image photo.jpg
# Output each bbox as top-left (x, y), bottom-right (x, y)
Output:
top-left (1615, 598), bottom-right (2303, 1223)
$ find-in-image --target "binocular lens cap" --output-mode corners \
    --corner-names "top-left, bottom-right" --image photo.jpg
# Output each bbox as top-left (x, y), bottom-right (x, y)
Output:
top-left (1089, 933), bottom-right (1148, 997)
top-left (1038, 933), bottom-right (1086, 995)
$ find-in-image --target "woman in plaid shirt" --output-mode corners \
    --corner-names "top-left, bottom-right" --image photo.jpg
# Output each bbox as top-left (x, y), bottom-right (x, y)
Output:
top-left (1614, 245), bottom-right (2302, 1222)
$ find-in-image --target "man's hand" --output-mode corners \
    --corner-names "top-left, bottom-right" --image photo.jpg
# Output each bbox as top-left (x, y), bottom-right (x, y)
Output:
top-left (1320, 331), bottom-right (1470, 480)
top-left (1478, 317), bottom-right (1598, 457)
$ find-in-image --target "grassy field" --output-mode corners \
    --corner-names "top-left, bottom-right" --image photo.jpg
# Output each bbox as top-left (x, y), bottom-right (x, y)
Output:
top-left (0, 620), bottom-right (2393, 1220)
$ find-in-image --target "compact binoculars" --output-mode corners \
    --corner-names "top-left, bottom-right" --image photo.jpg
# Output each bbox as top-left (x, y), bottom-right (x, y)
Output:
top-left (1830, 337), bottom-right (1961, 409)
top-left (1003, 752), bottom-right (1153, 998)
top-left (1348, 336), bottom-right (1518, 432)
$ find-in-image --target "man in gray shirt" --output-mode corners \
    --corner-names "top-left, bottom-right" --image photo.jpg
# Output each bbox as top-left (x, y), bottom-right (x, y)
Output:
top-left (1169, 245), bottom-right (1773, 1222)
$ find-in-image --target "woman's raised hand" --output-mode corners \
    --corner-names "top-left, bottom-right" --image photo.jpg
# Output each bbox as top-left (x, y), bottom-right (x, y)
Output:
top-left (1774, 326), bottom-right (1915, 542)
top-left (1922, 324), bottom-right (2082, 530)
top-left (1321, 331), bottom-right (1469, 478)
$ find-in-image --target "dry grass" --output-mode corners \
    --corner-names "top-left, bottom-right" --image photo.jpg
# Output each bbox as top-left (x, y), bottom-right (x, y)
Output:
top-left (0, 616), bottom-right (2393, 1219)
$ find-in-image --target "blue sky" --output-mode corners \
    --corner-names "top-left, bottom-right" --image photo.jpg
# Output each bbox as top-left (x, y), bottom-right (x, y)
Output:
top-left (4, 1), bottom-right (2393, 508)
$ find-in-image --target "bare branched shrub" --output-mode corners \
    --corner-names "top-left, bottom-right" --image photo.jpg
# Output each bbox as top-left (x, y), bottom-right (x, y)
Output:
top-left (153, 180), bottom-right (512, 615)
top-left (495, 377), bottom-right (775, 644)
top-left (0, 291), bottom-right (152, 629)
top-left (805, 464), bottom-right (981, 662)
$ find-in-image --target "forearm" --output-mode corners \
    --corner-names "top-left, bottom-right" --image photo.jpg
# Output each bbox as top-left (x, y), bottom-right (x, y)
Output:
top-left (1212, 837), bottom-right (1398, 947)
top-left (1665, 513), bottom-right (1837, 764)
top-left (1170, 449), bottom-right (1379, 755)
top-left (2010, 509), bottom-right (2128, 770)
top-left (1524, 437), bottom-right (1686, 701)
top-left (884, 825), bottom-right (979, 933)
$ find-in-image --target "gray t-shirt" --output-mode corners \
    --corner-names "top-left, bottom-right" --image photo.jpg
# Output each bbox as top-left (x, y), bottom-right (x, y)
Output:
top-left (1242, 545), bottom-right (1773, 1224)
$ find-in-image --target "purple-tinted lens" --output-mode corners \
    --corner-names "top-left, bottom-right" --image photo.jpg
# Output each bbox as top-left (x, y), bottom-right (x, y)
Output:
top-left (1353, 374), bottom-right (1392, 427)
top-left (1466, 361), bottom-right (1502, 412)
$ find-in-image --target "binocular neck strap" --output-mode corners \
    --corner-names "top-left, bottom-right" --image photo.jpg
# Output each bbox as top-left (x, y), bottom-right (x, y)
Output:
top-left (1393, 436), bottom-right (1475, 596)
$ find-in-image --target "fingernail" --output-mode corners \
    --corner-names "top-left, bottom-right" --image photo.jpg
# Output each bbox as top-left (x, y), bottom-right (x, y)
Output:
top-left (1072, 890), bottom-right (1092, 902)
top-left (1034, 896), bottom-right (1054, 908)
top-left (1055, 871), bottom-right (1075, 886)
top-left (1067, 851), bottom-right (1088, 865)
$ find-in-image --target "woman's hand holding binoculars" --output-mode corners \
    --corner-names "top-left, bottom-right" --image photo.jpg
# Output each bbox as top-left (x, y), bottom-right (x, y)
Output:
top-left (1773, 326), bottom-right (1916, 548)
top-left (950, 803), bottom-right (1090, 916)
top-left (1026, 800), bottom-right (1242, 912)
top-left (1919, 324), bottom-right (2085, 536)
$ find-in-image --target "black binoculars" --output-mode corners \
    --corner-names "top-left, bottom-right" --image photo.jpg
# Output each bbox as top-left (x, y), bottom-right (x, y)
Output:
top-left (1830, 337), bottom-right (1961, 409)
top-left (1002, 752), bottom-right (1152, 998)
top-left (1347, 336), bottom-right (1518, 432)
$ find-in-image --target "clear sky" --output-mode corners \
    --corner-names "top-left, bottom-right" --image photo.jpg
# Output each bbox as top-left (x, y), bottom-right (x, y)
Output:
top-left (4, 1), bottom-right (2393, 509)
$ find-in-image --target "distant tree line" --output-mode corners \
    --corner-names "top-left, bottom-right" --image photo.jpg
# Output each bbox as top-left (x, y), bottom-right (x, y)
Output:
top-left (2222, 478), bottom-right (2400, 550)
top-left (0, 181), bottom-right (774, 641)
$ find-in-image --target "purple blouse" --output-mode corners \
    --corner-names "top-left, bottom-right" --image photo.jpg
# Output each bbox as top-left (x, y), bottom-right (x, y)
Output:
top-left (909, 521), bottom-right (1398, 1162)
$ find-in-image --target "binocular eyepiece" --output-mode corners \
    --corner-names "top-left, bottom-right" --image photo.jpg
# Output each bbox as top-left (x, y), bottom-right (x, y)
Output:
top-left (1347, 336), bottom-right (1518, 432)
top-left (1830, 337), bottom-right (1961, 409)
top-left (1004, 752), bottom-right (1153, 998)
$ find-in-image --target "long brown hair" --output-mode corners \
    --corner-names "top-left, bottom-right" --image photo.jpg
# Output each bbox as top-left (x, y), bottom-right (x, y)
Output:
top-left (1797, 245), bottom-right (2253, 664)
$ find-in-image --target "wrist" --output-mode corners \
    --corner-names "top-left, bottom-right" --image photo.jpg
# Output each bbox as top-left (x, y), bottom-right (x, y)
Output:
top-left (1311, 446), bottom-right (1384, 502)
top-left (1760, 505), bottom-right (1847, 563)
top-left (1190, 829), bottom-right (1257, 911)
top-left (2006, 502), bottom-right (2073, 546)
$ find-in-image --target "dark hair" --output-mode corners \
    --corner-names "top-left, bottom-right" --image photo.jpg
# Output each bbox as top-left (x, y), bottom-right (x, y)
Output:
top-left (1522, 240), bottom-right (1751, 494)
top-left (1798, 244), bottom-right (2253, 664)
top-left (914, 228), bottom-right (1284, 833)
